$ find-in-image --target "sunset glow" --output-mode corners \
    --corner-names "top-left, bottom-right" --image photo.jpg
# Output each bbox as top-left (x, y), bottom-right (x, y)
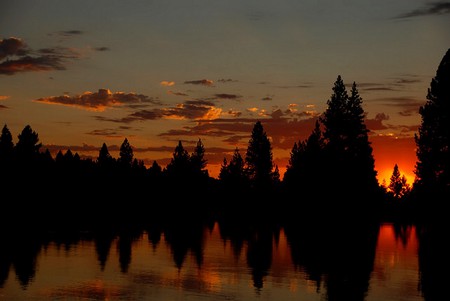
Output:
top-left (1, 1), bottom-right (448, 186)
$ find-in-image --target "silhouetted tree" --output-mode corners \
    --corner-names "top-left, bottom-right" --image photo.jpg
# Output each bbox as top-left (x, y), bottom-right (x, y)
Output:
top-left (14, 124), bottom-right (42, 161)
top-left (388, 164), bottom-right (410, 200)
top-left (190, 138), bottom-right (208, 178)
top-left (320, 76), bottom-right (379, 206)
top-left (0, 124), bottom-right (14, 164)
top-left (164, 140), bottom-right (190, 179)
top-left (97, 142), bottom-right (114, 168)
top-left (283, 120), bottom-right (324, 195)
top-left (219, 147), bottom-right (248, 189)
top-left (148, 160), bottom-right (162, 177)
top-left (118, 138), bottom-right (133, 168)
top-left (414, 48), bottom-right (450, 199)
top-left (245, 121), bottom-right (275, 191)
top-left (55, 150), bottom-right (64, 162)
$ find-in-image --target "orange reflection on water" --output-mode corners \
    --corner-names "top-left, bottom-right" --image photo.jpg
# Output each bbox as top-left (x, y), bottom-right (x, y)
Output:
top-left (370, 223), bottom-right (421, 300)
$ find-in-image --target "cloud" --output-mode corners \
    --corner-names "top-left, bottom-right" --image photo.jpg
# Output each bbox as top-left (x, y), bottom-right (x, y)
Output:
top-left (94, 47), bottom-right (110, 52)
top-left (395, 2), bottom-right (450, 18)
top-left (218, 78), bottom-right (238, 83)
top-left (58, 30), bottom-right (84, 36)
top-left (167, 90), bottom-right (188, 97)
top-left (0, 37), bottom-right (81, 75)
top-left (34, 89), bottom-right (161, 111)
top-left (160, 81), bottom-right (175, 87)
top-left (0, 95), bottom-right (10, 100)
top-left (0, 37), bottom-right (29, 59)
top-left (366, 113), bottom-right (390, 131)
top-left (214, 93), bottom-right (241, 100)
top-left (184, 79), bottom-right (214, 86)
top-left (158, 110), bottom-right (320, 150)
top-left (262, 96), bottom-right (273, 101)
top-left (371, 96), bottom-right (423, 116)
top-left (0, 104), bottom-right (8, 110)
top-left (95, 99), bottom-right (222, 123)
top-left (86, 129), bottom-right (121, 137)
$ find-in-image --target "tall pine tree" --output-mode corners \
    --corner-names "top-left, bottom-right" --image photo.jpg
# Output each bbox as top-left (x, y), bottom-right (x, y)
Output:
top-left (320, 76), bottom-right (379, 203)
top-left (245, 120), bottom-right (275, 191)
top-left (414, 48), bottom-right (450, 198)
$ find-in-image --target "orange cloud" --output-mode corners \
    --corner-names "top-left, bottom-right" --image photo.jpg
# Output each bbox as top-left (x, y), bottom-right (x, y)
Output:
top-left (0, 95), bottom-right (10, 100)
top-left (160, 81), bottom-right (175, 87)
top-left (34, 89), bottom-right (161, 111)
top-left (184, 79), bottom-right (214, 86)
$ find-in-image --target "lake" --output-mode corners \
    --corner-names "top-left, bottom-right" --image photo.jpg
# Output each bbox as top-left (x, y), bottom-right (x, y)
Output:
top-left (0, 219), bottom-right (444, 301)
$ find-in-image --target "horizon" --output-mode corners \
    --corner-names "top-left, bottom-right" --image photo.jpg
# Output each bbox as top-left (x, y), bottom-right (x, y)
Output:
top-left (2, 0), bottom-right (449, 185)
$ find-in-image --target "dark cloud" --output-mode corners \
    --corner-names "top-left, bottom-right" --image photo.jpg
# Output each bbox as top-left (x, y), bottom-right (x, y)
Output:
top-left (86, 129), bottom-right (120, 137)
top-left (218, 78), bottom-right (238, 83)
top-left (94, 47), bottom-right (110, 51)
top-left (371, 96), bottom-right (423, 115)
top-left (95, 99), bottom-right (221, 123)
top-left (35, 89), bottom-right (161, 111)
top-left (366, 113), bottom-right (389, 131)
top-left (0, 37), bottom-right (29, 59)
top-left (168, 90), bottom-right (189, 97)
top-left (58, 30), bottom-right (84, 36)
top-left (184, 79), bottom-right (214, 86)
top-left (274, 84), bottom-right (312, 89)
top-left (262, 96), bottom-right (273, 101)
top-left (43, 143), bottom-right (103, 153)
top-left (395, 78), bottom-right (421, 85)
top-left (214, 93), bottom-right (241, 100)
top-left (0, 37), bottom-right (81, 75)
top-left (0, 104), bottom-right (8, 110)
top-left (158, 115), bottom-right (319, 150)
top-left (395, 2), bottom-right (450, 18)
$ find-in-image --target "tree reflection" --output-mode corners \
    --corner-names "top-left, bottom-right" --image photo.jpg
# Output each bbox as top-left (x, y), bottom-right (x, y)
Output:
top-left (285, 219), bottom-right (379, 301)
top-left (417, 222), bottom-right (450, 301)
top-left (163, 218), bottom-right (206, 270)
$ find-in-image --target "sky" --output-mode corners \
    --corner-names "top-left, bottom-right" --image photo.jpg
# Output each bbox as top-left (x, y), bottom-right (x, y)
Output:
top-left (1, 0), bottom-right (449, 184)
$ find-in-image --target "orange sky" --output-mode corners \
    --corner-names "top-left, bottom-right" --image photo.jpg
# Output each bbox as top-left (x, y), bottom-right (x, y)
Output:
top-left (1, 1), bottom-right (448, 188)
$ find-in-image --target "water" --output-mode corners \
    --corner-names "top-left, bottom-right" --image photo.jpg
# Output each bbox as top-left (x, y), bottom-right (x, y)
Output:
top-left (0, 222), bottom-right (437, 300)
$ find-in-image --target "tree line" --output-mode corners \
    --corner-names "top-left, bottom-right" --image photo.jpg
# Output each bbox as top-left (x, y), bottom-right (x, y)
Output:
top-left (0, 48), bottom-right (449, 224)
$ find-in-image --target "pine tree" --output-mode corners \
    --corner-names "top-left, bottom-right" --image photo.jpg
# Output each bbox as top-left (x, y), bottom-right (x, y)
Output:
top-left (97, 142), bottom-right (114, 168)
top-left (0, 124), bottom-right (14, 162)
top-left (320, 76), bottom-right (379, 197)
top-left (283, 120), bottom-right (324, 192)
top-left (245, 120), bottom-right (274, 190)
top-left (414, 48), bottom-right (450, 196)
top-left (190, 138), bottom-right (208, 177)
top-left (15, 124), bottom-right (42, 160)
top-left (119, 138), bottom-right (133, 168)
top-left (388, 164), bottom-right (410, 199)
top-left (219, 147), bottom-right (247, 189)
top-left (165, 140), bottom-right (190, 178)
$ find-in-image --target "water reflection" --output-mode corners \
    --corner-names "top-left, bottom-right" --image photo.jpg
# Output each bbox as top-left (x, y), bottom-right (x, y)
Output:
top-left (416, 222), bottom-right (450, 301)
top-left (0, 220), bottom-right (435, 300)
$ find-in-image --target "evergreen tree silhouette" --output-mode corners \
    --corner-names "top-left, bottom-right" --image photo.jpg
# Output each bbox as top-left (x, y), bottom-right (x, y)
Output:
top-left (414, 48), bottom-right (450, 199)
top-left (219, 147), bottom-right (248, 189)
top-left (118, 138), bottom-right (133, 168)
top-left (14, 125), bottom-right (42, 161)
top-left (148, 160), bottom-right (162, 178)
top-left (283, 120), bottom-right (324, 196)
top-left (388, 164), bottom-right (410, 200)
top-left (320, 76), bottom-right (379, 205)
top-left (245, 120), bottom-right (274, 191)
top-left (97, 142), bottom-right (114, 168)
top-left (0, 124), bottom-right (14, 164)
top-left (165, 140), bottom-right (190, 179)
top-left (190, 138), bottom-right (208, 177)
